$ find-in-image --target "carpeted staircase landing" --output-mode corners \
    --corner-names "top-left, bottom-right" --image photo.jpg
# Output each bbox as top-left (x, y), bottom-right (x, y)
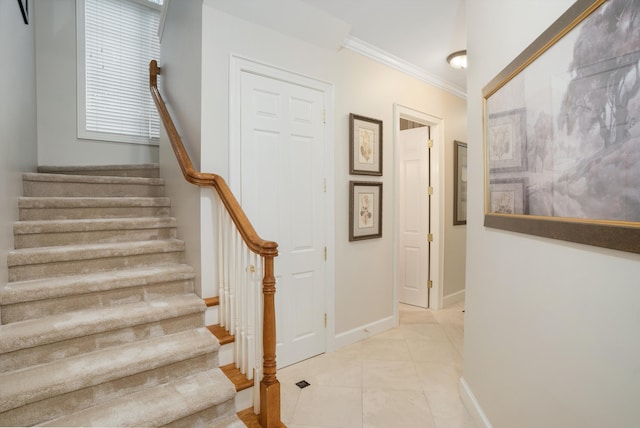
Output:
top-left (0, 164), bottom-right (244, 427)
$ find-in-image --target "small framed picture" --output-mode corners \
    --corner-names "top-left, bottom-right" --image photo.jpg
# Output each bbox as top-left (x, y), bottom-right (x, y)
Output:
top-left (349, 181), bottom-right (383, 241)
top-left (454, 141), bottom-right (467, 225)
top-left (349, 113), bottom-right (382, 176)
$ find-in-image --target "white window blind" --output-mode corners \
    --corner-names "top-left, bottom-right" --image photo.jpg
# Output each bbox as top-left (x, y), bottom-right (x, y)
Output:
top-left (80, 0), bottom-right (161, 143)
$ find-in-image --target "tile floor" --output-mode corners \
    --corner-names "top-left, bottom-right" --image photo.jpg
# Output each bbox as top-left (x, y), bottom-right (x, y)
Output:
top-left (277, 302), bottom-right (475, 428)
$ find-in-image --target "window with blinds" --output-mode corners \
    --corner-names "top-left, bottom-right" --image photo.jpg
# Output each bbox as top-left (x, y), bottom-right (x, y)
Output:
top-left (77, 0), bottom-right (162, 145)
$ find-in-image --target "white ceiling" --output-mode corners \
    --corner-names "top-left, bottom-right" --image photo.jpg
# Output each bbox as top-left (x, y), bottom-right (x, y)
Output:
top-left (297, 0), bottom-right (467, 93)
top-left (206, 0), bottom-right (467, 95)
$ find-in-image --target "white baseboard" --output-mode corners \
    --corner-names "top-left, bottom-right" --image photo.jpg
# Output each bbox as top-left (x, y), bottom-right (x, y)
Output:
top-left (443, 289), bottom-right (465, 307)
top-left (459, 377), bottom-right (493, 428)
top-left (333, 316), bottom-right (395, 350)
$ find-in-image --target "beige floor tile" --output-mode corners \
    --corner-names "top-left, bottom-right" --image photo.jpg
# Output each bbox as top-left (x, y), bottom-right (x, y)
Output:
top-left (401, 323), bottom-right (451, 343)
top-left (279, 380), bottom-right (302, 424)
top-left (399, 307), bottom-right (439, 324)
top-left (407, 338), bottom-right (463, 364)
top-left (362, 359), bottom-right (422, 391)
top-left (358, 337), bottom-right (412, 361)
top-left (363, 388), bottom-right (436, 428)
top-left (414, 361), bottom-right (463, 393)
top-left (290, 385), bottom-right (362, 428)
top-left (278, 301), bottom-right (472, 427)
top-left (280, 353), bottom-right (362, 389)
top-left (425, 388), bottom-right (477, 428)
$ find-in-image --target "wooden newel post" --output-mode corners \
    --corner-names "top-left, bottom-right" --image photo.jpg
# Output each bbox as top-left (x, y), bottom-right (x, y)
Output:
top-left (149, 60), bottom-right (160, 87)
top-left (260, 255), bottom-right (281, 427)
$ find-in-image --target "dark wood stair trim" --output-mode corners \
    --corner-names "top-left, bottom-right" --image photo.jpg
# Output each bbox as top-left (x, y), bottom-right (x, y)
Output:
top-left (204, 296), bottom-right (219, 307)
top-left (221, 363), bottom-right (253, 392)
top-left (207, 324), bottom-right (234, 345)
top-left (237, 408), bottom-right (287, 428)
top-left (237, 407), bottom-right (261, 428)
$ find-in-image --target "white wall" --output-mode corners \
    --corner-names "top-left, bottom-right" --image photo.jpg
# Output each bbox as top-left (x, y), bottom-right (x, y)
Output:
top-left (34, 0), bottom-right (158, 166)
top-left (200, 3), bottom-right (467, 341)
top-left (0, 1), bottom-right (38, 285)
top-left (158, 0), bottom-right (203, 293)
top-left (462, 1), bottom-right (640, 427)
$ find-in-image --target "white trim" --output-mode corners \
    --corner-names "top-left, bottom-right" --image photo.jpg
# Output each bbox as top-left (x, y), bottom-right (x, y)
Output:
top-left (333, 316), bottom-right (395, 350)
top-left (444, 289), bottom-right (466, 307)
top-left (460, 377), bottom-right (494, 428)
top-left (228, 54), bottom-right (336, 357)
top-left (158, 0), bottom-right (170, 41)
top-left (393, 105), bottom-right (445, 321)
top-left (344, 36), bottom-right (467, 100)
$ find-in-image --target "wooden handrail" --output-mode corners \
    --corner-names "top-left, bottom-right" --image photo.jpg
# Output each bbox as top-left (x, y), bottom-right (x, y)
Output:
top-left (149, 60), bottom-right (281, 427)
top-left (149, 60), bottom-right (277, 258)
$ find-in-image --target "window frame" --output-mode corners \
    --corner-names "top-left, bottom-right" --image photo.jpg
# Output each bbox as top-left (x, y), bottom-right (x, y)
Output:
top-left (76, 0), bottom-right (162, 146)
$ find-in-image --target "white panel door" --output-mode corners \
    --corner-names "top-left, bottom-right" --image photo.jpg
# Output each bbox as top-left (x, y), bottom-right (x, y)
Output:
top-left (398, 126), bottom-right (430, 308)
top-left (240, 71), bottom-right (326, 368)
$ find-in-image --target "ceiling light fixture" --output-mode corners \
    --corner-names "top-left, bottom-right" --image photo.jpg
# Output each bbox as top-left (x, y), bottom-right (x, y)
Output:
top-left (447, 50), bottom-right (467, 69)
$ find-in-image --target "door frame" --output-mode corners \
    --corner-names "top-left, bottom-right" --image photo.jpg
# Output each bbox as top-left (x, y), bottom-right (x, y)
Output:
top-left (393, 104), bottom-right (445, 323)
top-left (229, 54), bottom-right (337, 354)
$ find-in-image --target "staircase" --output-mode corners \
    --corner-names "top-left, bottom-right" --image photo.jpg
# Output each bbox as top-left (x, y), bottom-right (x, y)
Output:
top-left (0, 165), bottom-right (245, 427)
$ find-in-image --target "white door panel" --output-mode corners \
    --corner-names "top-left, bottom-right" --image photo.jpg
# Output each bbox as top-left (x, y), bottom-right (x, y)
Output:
top-left (240, 71), bottom-right (326, 368)
top-left (398, 126), bottom-right (430, 308)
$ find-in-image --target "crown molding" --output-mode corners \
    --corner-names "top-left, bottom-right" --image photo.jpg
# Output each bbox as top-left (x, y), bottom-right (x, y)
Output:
top-left (343, 36), bottom-right (467, 100)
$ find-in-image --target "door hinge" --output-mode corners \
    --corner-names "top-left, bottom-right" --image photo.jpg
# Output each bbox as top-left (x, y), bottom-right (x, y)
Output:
top-left (427, 139), bottom-right (433, 148)
top-left (324, 313), bottom-right (327, 328)
top-left (428, 186), bottom-right (433, 196)
top-left (427, 280), bottom-right (433, 289)
top-left (323, 109), bottom-right (326, 124)
top-left (324, 246), bottom-right (327, 261)
top-left (427, 233), bottom-right (433, 242)
top-left (324, 178), bottom-right (326, 193)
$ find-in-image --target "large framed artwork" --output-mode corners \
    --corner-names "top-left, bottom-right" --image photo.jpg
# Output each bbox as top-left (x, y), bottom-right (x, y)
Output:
top-left (349, 113), bottom-right (383, 176)
top-left (483, 0), bottom-right (640, 254)
top-left (349, 181), bottom-right (383, 241)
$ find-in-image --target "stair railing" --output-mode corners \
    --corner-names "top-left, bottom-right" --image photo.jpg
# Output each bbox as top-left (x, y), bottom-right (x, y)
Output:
top-left (149, 60), bottom-right (281, 428)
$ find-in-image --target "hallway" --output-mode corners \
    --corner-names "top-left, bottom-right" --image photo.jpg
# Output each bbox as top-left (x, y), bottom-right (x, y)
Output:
top-left (278, 302), bottom-right (474, 427)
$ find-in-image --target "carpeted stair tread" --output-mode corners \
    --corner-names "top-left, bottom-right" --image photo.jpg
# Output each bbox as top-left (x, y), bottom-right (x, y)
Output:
top-left (40, 369), bottom-right (237, 427)
top-left (23, 172), bottom-right (165, 186)
top-left (7, 239), bottom-right (185, 267)
top-left (18, 196), bottom-right (172, 220)
top-left (23, 173), bottom-right (165, 198)
top-left (1, 264), bottom-right (195, 306)
top-left (19, 196), bottom-right (171, 209)
top-left (38, 164), bottom-right (159, 178)
top-left (14, 217), bottom-right (178, 248)
top-left (0, 293), bottom-right (205, 355)
top-left (14, 217), bottom-right (177, 235)
top-left (0, 327), bottom-right (218, 413)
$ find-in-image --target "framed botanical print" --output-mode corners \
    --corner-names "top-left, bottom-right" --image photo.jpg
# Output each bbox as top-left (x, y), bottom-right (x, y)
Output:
top-left (349, 181), bottom-right (383, 241)
top-left (349, 113), bottom-right (383, 176)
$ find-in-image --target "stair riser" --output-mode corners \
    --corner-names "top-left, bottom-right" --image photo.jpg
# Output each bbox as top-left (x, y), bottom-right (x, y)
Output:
top-left (164, 400), bottom-right (236, 428)
top-left (2, 279), bottom-right (194, 323)
top-left (38, 166), bottom-right (159, 178)
top-left (8, 251), bottom-right (185, 282)
top-left (20, 206), bottom-right (171, 221)
top-left (0, 353), bottom-right (217, 427)
top-left (0, 312), bottom-right (204, 373)
top-left (14, 227), bottom-right (177, 249)
top-left (24, 181), bottom-right (164, 198)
